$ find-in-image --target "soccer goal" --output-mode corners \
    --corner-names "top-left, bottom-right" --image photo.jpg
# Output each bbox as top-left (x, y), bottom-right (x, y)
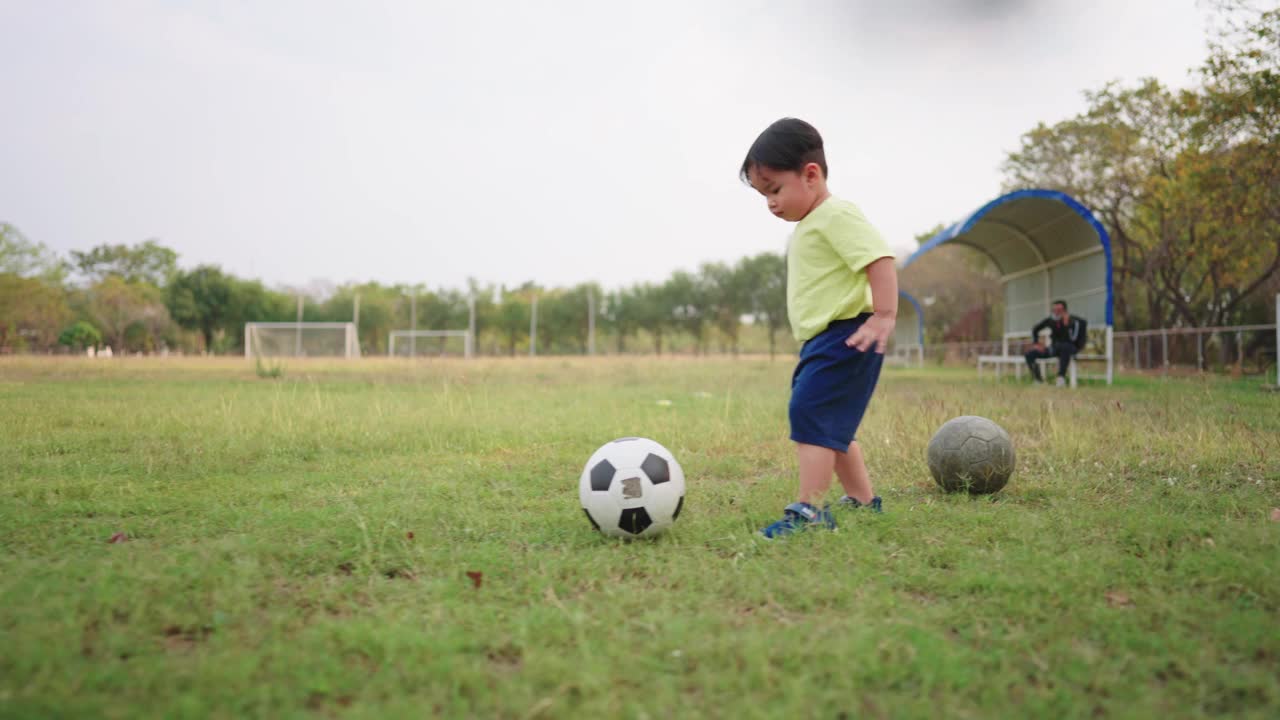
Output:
top-left (244, 322), bottom-right (361, 359)
top-left (388, 330), bottom-right (474, 358)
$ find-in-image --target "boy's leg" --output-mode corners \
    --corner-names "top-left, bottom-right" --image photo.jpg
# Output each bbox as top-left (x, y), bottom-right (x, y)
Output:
top-left (759, 442), bottom-right (838, 538)
top-left (834, 441), bottom-right (874, 504)
top-left (796, 442), bottom-right (837, 505)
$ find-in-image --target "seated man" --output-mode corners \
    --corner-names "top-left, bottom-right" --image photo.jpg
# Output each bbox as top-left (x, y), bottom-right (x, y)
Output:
top-left (1025, 299), bottom-right (1088, 386)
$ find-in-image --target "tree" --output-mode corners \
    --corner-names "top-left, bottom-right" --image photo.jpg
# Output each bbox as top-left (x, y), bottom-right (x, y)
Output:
top-left (1199, 3), bottom-right (1280, 146)
top-left (701, 261), bottom-right (752, 355)
top-left (740, 252), bottom-right (787, 358)
top-left (540, 284), bottom-right (594, 354)
top-left (493, 284), bottom-right (533, 356)
top-left (665, 271), bottom-right (709, 354)
top-left (1186, 4), bottom-right (1280, 328)
top-left (465, 280), bottom-right (497, 355)
top-left (168, 266), bottom-right (297, 353)
top-left (1002, 5), bottom-right (1280, 333)
top-left (0, 273), bottom-right (71, 352)
top-left (603, 287), bottom-right (641, 353)
top-left (1003, 79), bottom-right (1188, 329)
top-left (417, 289), bottom-right (469, 331)
top-left (72, 240), bottom-right (178, 286)
top-left (346, 283), bottom-right (401, 355)
top-left (899, 225), bottom-right (1002, 343)
top-left (167, 266), bottom-right (235, 351)
top-left (632, 283), bottom-right (672, 355)
top-left (228, 279), bottom-right (294, 328)
top-left (1141, 141), bottom-right (1280, 330)
top-left (0, 223), bottom-right (67, 282)
top-left (382, 285), bottom-right (480, 354)
top-left (88, 276), bottom-right (167, 352)
top-left (58, 320), bottom-right (102, 351)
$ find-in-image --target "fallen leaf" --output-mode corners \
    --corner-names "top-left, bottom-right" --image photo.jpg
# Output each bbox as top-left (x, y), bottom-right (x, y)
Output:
top-left (406, 531), bottom-right (415, 540)
top-left (107, 532), bottom-right (128, 544)
top-left (1105, 590), bottom-right (1134, 608)
top-left (1270, 508), bottom-right (1280, 522)
top-left (1202, 537), bottom-right (1216, 548)
top-left (466, 571), bottom-right (483, 589)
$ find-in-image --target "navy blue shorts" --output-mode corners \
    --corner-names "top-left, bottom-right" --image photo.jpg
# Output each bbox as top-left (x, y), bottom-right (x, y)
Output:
top-left (789, 314), bottom-right (884, 452)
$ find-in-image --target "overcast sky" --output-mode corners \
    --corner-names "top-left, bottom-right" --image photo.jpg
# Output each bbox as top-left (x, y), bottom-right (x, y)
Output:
top-left (2, 0), bottom-right (1212, 293)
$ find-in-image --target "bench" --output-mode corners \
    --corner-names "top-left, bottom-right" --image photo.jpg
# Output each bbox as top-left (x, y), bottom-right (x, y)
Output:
top-left (977, 329), bottom-right (1112, 388)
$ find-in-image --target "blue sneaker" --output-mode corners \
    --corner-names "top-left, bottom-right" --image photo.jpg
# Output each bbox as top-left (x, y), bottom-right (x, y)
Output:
top-left (837, 495), bottom-right (883, 513)
top-left (759, 502), bottom-right (836, 539)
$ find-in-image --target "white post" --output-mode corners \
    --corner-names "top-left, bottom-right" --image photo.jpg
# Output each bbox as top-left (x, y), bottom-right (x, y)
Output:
top-left (530, 294), bottom-right (538, 357)
top-left (1043, 270), bottom-right (1051, 321)
top-left (295, 295), bottom-right (303, 357)
top-left (587, 288), bottom-right (596, 356)
top-left (410, 290), bottom-right (417, 359)
top-left (1106, 325), bottom-right (1114, 385)
top-left (244, 324), bottom-right (250, 359)
top-left (352, 294), bottom-right (360, 357)
top-left (468, 294), bottom-right (477, 357)
top-left (1162, 330), bottom-right (1169, 375)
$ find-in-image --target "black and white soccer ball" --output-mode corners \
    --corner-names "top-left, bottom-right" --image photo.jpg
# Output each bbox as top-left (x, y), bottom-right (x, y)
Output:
top-left (579, 438), bottom-right (686, 538)
top-left (927, 415), bottom-right (1016, 494)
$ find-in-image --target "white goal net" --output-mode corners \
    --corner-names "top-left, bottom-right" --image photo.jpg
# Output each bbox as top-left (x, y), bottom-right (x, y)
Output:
top-left (388, 330), bottom-right (473, 358)
top-left (244, 322), bottom-right (360, 358)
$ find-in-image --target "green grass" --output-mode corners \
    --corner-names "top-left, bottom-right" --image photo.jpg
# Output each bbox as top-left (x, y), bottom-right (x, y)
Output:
top-left (1, 357), bottom-right (1277, 719)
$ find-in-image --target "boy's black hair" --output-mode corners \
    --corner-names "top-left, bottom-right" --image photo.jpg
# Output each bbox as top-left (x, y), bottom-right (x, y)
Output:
top-left (739, 118), bottom-right (827, 182)
top-left (1053, 299), bottom-right (1068, 310)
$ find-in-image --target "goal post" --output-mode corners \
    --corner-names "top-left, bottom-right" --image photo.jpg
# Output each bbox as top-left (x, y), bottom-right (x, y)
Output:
top-left (244, 322), bottom-right (360, 359)
top-left (388, 330), bottom-right (474, 358)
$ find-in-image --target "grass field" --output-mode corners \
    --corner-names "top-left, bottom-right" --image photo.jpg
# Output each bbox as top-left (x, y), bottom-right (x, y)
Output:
top-left (1, 357), bottom-right (1278, 719)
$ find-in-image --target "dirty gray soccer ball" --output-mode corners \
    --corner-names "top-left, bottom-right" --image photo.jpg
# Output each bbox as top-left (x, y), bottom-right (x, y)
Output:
top-left (926, 416), bottom-right (1015, 494)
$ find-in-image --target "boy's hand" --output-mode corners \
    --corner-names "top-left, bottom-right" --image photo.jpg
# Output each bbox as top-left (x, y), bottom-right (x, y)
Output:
top-left (846, 314), bottom-right (895, 354)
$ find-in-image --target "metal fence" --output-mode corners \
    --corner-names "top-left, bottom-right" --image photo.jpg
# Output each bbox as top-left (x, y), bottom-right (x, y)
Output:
top-left (927, 323), bottom-right (1277, 380)
top-left (1113, 325), bottom-right (1277, 376)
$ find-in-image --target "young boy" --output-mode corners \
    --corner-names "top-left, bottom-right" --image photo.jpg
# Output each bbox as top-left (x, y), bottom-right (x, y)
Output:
top-left (740, 118), bottom-right (897, 538)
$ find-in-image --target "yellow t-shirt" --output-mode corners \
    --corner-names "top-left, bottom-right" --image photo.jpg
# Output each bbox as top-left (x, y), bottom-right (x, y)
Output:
top-left (787, 196), bottom-right (894, 342)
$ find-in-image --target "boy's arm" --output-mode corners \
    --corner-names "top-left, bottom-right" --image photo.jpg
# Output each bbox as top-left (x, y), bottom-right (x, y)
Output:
top-left (867, 257), bottom-right (897, 320)
top-left (846, 257), bottom-right (897, 354)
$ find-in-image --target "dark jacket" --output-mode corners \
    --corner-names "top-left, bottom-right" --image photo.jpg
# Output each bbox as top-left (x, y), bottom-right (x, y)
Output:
top-left (1032, 315), bottom-right (1088, 350)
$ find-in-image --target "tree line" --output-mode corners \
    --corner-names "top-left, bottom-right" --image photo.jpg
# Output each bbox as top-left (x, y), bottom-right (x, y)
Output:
top-left (0, 227), bottom-right (790, 357)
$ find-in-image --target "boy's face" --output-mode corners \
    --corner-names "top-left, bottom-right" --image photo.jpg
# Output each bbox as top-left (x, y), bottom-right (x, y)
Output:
top-left (746, 163), bottom-right (824, 222)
